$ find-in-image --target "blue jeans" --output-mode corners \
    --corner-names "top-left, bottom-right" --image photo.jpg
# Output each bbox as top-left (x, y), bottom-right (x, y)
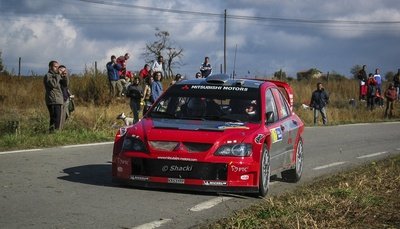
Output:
top-left (313, 107), bottom-right (327, 125)
top-left (129, 99), bottom-right (141, 123)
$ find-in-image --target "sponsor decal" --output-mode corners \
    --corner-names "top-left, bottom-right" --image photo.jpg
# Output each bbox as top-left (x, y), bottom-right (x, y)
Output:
top-left (240, 175), bottom-right (250, 181)
top-left (162, 165), bottom-right (193, 172)
top-left (189, 85), bottom-right (249, 92)
top-left (218, 122), bottom-right (249, 130)
top-left (254, 134), bottom-right (265, 144)
top-left (130, 175), bottom-right (149, 181)
top-left (117, 158), bottom-right (129, 165)
top-left (270, 127), bottom-right (283, 143)
top-left (181, 85), bottom-right (190, 90)
top-left (168, 178), bottom-right (185, 184)
top-left (203, 181), bottom-right (227, 186)
top-left (157, 156), bottom-right (197, 161)
top-left (231, 165), bottom-right (249, 173)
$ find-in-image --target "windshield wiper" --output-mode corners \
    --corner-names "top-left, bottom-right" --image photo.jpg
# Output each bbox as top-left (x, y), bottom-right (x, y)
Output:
top-left (149, 111), bottom-right (176, 119)
top-left (178, 116), bottom-right (206, 121)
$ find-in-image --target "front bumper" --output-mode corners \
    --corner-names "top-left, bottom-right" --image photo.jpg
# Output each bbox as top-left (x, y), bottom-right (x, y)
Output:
top-left (112, 155), bottom-right (260, 194)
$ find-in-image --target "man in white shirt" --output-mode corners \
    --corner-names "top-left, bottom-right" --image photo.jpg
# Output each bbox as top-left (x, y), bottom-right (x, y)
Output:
top-left (151, 55), bottom-right (164, 77)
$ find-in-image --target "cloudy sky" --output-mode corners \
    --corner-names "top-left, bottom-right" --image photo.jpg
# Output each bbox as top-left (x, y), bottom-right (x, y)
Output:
top-left (0, 0), bottom-right (399, 78)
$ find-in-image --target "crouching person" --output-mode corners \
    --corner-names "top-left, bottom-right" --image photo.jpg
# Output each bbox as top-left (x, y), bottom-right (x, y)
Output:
top-left (126, 77), bottom-right (143, 123)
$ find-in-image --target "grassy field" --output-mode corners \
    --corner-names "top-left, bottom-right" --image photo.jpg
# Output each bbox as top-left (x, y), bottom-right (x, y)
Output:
top-left (0, 72), bottom-right (398, 151)
top-left (203, 155), bottom-right (400, 229)
top-left (1, 73), bottom-right (399, 228)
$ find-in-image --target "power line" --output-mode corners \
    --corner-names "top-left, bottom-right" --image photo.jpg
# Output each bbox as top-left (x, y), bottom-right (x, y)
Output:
top-left (75, 0), bottom-right (400, 25)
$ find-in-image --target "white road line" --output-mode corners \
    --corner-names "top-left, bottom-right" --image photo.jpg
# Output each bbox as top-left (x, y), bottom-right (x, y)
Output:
top-left (189, 196), bottom-right (233, 212)
top-left (0, 148), bottom-right (42, 155)
top-left (131, 219), bottom-right (172, 229)
top-left (0, 142), bottom-right (114, 155)
top-left (396, 148), bottom-right (400, 151)
top-left (313, 161), bottom-right (347, 170)
top-left (61, 142), bottom-right (114, 148)
top-left (357, 151), bottom-right (389, 159)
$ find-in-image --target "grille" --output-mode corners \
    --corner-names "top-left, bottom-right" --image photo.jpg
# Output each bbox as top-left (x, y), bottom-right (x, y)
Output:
top-left (183, 142), bottom-right (213, 152)
top-left (132, 158), bottom-right (227, 180)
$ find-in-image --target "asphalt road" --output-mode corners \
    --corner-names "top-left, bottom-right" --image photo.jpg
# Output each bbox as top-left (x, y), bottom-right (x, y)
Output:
top-left (0, 122), bottom-right (399, 229)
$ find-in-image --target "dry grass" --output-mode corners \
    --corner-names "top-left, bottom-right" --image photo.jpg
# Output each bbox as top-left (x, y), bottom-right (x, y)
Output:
top-left (0, 74), bottom-right (398, 150)
top-left (204, 155), bottom-right (400, 229)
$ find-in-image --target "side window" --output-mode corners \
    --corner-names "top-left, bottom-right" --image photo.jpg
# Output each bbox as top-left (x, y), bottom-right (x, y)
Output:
top-left (272, 88), bottom-right (290, 119)
top-left (265, 89), bottom-right (278, 123)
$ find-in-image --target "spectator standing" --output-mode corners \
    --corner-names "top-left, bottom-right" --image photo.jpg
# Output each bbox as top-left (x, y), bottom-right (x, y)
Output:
top-left (200, 56), bottom-right (212, 78)
top-left (118, 62), bottom-right (131, 96)
top-left (106, 55), bottom-right (122, 97)
top-left (151, 56), bottom-right (164, 77)
top-left (170, 73), bottom-right (184, 86)
top-left (142, 76), bottom-right (154, 116)
top-left (117, 53), bottom-right (130, 70)
top-left (366, 73), bottom-right (377, 111)
top-left (126, 77), bottom-right (143, 123)
top-left (151, 71), bottom-right (163, 103)
top-left (384, 83), bottom-right (397, 118)
top-left (139, 64), bottom-right (151, 80)
top-left (357, 65), bottom-right (368, 101)
top-left (58, 65), bottom-right (73, 128)
top-left (393, 69), bottom-right (400, 101)
top-left (374, 68), bottom-right (382, 95)
top-left (309, 82), bottom-right (329, 126)
top-left (44, 60), bottom-right (64, 132)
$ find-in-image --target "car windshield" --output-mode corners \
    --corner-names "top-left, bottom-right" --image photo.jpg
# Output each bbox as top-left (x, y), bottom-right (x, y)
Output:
top-left (148, 84), bottom-right (261, 123)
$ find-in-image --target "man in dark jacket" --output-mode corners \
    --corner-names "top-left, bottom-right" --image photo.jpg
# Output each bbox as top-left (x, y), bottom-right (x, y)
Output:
top-left (44, 60), bottom-right (64, 132)
top-left (310, 82), bottom-right (329, 125)
top-left (126, 77), bottom-right (144, 123)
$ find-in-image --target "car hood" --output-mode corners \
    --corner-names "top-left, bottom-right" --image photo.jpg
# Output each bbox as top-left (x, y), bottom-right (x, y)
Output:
top-left (138, 118), bottom-right (260, 143)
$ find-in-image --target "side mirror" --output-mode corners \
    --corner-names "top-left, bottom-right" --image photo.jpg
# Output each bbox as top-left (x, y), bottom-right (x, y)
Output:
top-left (266, 111), bottom-right (274, 124)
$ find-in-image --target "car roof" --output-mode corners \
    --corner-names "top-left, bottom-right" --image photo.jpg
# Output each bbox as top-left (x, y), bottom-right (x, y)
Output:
top-left (175, 74), bottom-right (275, 89)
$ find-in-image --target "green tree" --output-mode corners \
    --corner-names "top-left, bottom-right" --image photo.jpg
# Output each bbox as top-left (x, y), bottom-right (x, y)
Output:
top-left (385, 71), bottom-right (395, 82)
top-left (0, 50), bottom-right (4, 73)
top-left (350, 65), bottom-right (363, 80)
top-left (297, 68), bottom-right (322, 81)
top-left (273, 69), bottom-right (287, 80)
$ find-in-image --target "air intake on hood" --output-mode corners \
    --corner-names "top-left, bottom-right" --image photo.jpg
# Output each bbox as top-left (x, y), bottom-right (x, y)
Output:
top-left (205, 74), bottom-right (230, 84)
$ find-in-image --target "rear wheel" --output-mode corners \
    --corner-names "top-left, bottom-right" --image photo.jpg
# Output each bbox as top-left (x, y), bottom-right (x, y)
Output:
top-left (258, 144), bottom-right (270, 197)
top-left (282, 138), bottom-right (303, 182)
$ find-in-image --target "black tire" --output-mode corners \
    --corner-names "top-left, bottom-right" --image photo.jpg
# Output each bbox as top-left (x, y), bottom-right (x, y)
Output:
top-left (258, 144), bottom-right (271, 197)
top-left (282, 138), bottom-right (304, 183)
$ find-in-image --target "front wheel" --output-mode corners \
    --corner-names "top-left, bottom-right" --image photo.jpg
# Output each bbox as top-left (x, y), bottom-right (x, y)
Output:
top-left (258, 144), bottom-right (271, 197)
top-left (282, 138), bottom-right (304, 183)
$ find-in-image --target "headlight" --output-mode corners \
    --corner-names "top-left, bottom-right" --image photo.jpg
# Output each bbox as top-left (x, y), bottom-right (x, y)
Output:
top-left (122, 136), bottom-right (147, 153)
top-left (214, 144), bottom-right (252, 157)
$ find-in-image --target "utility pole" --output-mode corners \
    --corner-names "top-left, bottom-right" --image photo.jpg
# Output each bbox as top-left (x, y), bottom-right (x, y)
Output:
top-left (233, 44), bottom-right (237, 79)
top-left (18, 57), bottom-right (21, 77)
top-left (224, 9), bottom-right (227, 74)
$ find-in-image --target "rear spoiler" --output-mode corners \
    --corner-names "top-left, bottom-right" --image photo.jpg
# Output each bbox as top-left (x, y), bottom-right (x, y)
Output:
top-left (265, 80), bottom-right (294, 112)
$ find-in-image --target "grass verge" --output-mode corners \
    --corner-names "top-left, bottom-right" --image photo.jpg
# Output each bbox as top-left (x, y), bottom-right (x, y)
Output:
top-left (203, 155), bottom-right (400, 229)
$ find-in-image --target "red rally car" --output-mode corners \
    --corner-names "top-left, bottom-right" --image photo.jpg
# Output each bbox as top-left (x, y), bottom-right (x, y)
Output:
top-left (112, 74), bottom-right (304, 197)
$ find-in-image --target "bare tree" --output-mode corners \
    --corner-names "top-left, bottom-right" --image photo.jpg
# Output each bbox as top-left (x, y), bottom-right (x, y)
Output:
top-left (142, 28), bottom-right (183, 78)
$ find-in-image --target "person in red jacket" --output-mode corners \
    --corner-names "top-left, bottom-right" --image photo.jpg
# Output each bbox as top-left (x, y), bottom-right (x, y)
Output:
top-left (139, 64), bottom-right (151, 79)
top-left (384, 83), bottom-right (397, 118)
